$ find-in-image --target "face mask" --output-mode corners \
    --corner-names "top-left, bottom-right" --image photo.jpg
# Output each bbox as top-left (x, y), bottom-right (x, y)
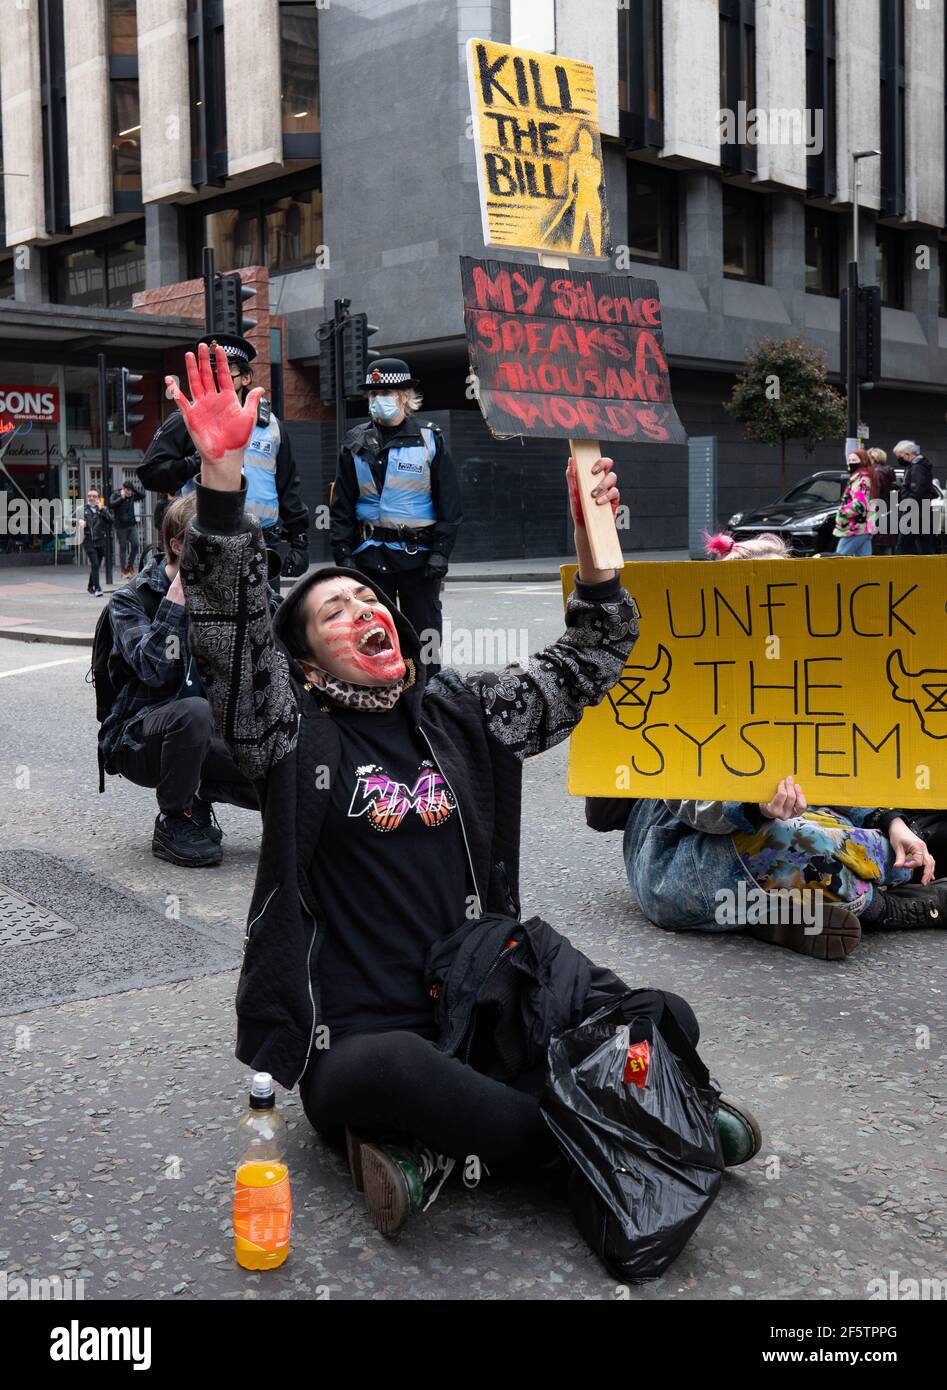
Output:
top-left (369, 394), bottom-right (401, 424)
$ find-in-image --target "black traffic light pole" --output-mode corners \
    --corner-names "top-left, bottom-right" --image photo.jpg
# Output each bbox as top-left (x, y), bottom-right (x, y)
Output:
top-left (846, 256), bottom-right (859, 442)
top-left (97, 352), bottom-right (114, 587)
top-left (203, 246), bottom-right (216, 334)
top-left (333, 297), bottom-right (351, 460)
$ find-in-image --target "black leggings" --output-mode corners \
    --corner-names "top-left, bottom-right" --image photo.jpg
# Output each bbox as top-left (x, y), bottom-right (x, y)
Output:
top-left (299, 989), bottom-right (699, 1173)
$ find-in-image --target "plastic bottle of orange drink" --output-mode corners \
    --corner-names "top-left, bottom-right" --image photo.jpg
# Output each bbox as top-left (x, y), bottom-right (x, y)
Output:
top-left (233, 1072), bottom-right (292, 1270)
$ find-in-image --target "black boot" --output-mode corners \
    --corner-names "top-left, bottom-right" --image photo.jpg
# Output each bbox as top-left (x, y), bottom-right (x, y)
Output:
top-left (190, 796), bottom-right (223, 845)
top-left (869, 881), bottom-right (947, 929)
top-left (152, 811), bottom-right (222, 868)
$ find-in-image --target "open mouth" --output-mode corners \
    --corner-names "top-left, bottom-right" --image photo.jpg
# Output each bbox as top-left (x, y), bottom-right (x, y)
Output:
top-left (357, 624), bottom-right (393, 657)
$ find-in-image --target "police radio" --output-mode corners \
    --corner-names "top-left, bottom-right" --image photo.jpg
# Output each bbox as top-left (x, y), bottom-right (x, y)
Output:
top-left (256, 396), bottom-right (271, 427)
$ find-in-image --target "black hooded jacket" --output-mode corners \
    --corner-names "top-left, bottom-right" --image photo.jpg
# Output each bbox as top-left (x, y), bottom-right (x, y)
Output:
top-left (179, 480), bottom-right (638, 1088)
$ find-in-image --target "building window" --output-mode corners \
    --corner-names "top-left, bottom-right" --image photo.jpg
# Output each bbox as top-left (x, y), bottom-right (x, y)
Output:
top-left (109, 1), bottom-right (141, 210)
top-left (626, 161), bottom-right (677, 267)
top-left (51, 227), bottom-right (146, 308)
top-left (805, 207), bottom-right (839, 295)
top-left (875, 226), bottom-right (904, 309)
top-left (805, 0), bottom-right (837, 198)
top-left (618, 0), bottom-right (664, 151)
top-left (40, 0), bottom-right (70, 234)
top-left (722, 185), bottom-right (765, 281)
top-left (280, 1), bottom-right (320, 158)
top-left (940, 242), bottom-right (947, 317)
top-left (0, 259), bottom-right (14, 301)
top-left (880, 0), bottom-right (905, 218)
top-left (719, 0), bottom-right (756, 176)
top-left (188, 0), bottom-right (228, 187)
top-left (109, 0), bottom-right (137, 57)
top-left (194, 177), bottom-right (323, 277)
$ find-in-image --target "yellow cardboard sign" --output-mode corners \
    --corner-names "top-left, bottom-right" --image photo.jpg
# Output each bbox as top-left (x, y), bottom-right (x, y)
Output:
top-left (466, 37), bottom-right (610, 257)
top-left (564, 557), bottom-right (947, 808)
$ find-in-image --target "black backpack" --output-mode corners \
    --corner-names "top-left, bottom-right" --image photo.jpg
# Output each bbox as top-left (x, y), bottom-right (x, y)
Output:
top-left (88, 582), bottom-right (163, 790)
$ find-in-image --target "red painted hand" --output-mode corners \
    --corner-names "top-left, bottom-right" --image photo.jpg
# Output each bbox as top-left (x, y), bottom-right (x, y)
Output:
top-left (566, 456), bottom-right (620, 530)
top-left (165, 342), bottom-right (264, 491)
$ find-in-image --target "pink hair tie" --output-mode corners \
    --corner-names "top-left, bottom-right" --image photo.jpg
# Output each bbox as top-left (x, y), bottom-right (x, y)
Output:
top-left (704, 531), bottom-right (735, 558)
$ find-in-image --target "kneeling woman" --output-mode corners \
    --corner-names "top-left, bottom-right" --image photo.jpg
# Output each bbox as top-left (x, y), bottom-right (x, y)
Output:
top-left (174, 345), bottom-right (760, 1235)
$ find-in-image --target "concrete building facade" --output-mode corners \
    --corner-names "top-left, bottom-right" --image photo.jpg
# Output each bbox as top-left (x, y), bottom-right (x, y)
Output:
top-left (1, 0), bottom-right (946, 560)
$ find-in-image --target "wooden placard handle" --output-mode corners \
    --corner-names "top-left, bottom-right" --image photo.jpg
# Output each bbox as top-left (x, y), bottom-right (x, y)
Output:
top-left (538, 252), bottom-right (624, 571)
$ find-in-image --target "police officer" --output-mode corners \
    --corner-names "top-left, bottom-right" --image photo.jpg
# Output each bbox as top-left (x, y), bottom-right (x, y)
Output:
top-left (329, 358), bottom-right (462, 670)
top-left (138, 333), bottom-right (310, 576)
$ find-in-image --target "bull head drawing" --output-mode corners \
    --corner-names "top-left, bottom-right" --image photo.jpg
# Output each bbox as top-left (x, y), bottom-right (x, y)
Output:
top-left (608, 644), bottom-right (672, 730)
top-left (887, 649), bottom-right (947, 738)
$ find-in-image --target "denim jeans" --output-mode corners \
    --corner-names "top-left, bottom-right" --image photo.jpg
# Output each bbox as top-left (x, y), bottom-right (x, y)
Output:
top-left (835, 533), bottom-right (872, 556)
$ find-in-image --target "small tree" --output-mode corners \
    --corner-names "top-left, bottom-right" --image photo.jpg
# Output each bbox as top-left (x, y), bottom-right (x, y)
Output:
top-left (725, 337), bottom-right (847, 495)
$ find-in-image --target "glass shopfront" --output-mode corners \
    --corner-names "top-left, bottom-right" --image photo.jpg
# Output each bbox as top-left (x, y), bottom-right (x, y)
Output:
top-left (0, 361), bottom-right (160, 562)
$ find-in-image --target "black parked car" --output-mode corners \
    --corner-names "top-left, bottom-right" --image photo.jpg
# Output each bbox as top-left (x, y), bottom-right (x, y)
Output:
top-left (726, 469), bottom-right (946, 556)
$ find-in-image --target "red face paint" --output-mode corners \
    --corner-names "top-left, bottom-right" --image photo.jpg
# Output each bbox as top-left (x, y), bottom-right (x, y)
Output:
top-left (321, 602), bottom-right (405, 684)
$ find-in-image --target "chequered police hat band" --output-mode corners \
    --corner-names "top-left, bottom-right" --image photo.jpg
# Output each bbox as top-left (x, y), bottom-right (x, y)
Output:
top-left (216, 343), bottom-right (251, 363)
top-left (366, 369), bottom-right (412, 385)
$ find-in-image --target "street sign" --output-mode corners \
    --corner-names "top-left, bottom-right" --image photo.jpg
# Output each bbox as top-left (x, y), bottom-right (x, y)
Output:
top-left (466, 37), bottom-right (610, 257)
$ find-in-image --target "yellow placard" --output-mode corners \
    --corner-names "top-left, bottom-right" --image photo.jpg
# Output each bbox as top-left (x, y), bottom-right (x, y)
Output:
top-left (466, 37), bottom-right (610, 257)
top-left (565, 557), bottom-right (947, 808)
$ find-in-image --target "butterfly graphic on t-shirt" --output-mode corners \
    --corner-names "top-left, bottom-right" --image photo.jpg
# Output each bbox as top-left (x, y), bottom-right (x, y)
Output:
top-left (348, 760), bottom-right (456, 833)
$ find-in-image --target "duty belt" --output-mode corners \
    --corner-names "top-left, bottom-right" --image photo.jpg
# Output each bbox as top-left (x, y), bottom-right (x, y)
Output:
top-left (359, 522), bottom-right (431, 553)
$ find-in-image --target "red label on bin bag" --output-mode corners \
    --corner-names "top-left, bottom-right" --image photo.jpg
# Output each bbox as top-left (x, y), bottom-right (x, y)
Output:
top-left (623, 1040), bottom-right (651, 1087)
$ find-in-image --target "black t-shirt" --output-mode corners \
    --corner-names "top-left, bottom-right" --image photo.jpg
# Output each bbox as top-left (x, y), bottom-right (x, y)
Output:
top-left (309, 701), bottom-right (471, 1041)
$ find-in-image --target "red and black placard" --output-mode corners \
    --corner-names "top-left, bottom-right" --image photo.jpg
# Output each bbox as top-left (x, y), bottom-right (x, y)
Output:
top-left (460, 256), bottom-right (685, 445)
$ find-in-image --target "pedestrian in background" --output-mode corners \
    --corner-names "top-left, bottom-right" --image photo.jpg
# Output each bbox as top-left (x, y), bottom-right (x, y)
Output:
top-left (109, 477), bottom-right (144, 578)
top-left (893, 440), bottom-right (938, 555)
top-left (833, 449), bottom-right (876, 556)
top-left (868, 447), bottom-right (896, 555)
top-left (79, 488), bottom-right (113, 596)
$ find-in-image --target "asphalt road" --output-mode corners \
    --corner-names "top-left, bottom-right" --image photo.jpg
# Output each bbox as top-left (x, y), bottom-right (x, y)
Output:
top-left (0, 580), bottom-right (944, 1301)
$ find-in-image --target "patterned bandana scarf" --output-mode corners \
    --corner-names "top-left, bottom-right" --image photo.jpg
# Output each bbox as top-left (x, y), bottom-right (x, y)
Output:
top-left (300, 659), bottom-right (414, 712)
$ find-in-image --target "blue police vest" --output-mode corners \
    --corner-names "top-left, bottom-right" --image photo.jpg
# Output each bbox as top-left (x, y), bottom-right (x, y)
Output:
top-left (180, 415), bottom-right (281, 529)
top-left (353, 426), bottom-right (437, 553)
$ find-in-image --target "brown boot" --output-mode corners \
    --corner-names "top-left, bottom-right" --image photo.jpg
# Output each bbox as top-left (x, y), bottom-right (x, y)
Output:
top-left (750, 901), bottom-right (860, 960)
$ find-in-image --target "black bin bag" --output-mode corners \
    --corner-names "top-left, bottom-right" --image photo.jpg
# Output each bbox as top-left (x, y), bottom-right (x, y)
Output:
top-left (541, 993), bottom-right (725, 1282)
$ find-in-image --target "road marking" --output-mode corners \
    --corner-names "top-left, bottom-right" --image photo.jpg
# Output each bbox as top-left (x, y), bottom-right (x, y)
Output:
top-left (0, 656), bottom-right (86, 680)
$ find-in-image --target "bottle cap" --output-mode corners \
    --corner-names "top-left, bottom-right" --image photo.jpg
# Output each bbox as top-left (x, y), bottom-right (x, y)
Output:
top-left (249, 1072), bottom-right (275, 1108)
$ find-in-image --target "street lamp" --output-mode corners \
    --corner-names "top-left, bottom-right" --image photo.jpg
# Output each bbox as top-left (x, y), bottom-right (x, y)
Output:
top-left (846, 149), bottom-right (880, 447)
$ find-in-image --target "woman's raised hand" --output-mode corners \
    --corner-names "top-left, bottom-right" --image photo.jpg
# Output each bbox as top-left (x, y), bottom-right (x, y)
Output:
top-left (759, 776), bottom-right (808, 821)
top-left (165, 341), bottom-right (264, 491)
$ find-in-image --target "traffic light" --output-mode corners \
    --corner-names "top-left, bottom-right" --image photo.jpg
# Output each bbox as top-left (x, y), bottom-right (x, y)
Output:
top-left (317, 319), bottom-right (337, 405)
top-left (840, 284), bottom-right (881, 387)
top-left (213, 271), bottom-right (258, 336)
top-left (342, 314), bottom-right (381, 398)
top-left (117, 367), bottom-right (144, 433)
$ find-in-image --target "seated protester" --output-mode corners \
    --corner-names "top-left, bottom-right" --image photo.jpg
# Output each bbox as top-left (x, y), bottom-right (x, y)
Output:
top-left (590, 780), bottom-right (942, 960)
top-left (173, 343), bottom-right (763, 1237)
top-left (587, 533), bottom-right (945, 959)
top-left (99, 493), bottom-right (257, 868)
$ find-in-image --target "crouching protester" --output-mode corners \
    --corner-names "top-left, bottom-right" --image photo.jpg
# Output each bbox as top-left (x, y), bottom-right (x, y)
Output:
top-left (173, 342), bottom-right (762, 1246)
top-left (96, 493), bottom-right (257, 867)
top-left (589, 778), bottom-right (943, 960)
